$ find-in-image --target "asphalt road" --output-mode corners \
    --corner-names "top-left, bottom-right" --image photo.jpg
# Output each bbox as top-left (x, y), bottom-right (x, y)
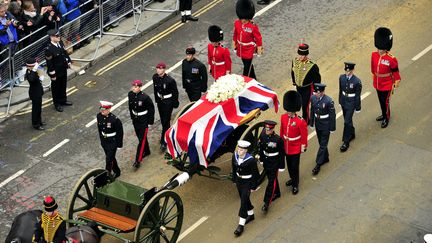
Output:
top-left (1, 0), bottom-right (431, 241)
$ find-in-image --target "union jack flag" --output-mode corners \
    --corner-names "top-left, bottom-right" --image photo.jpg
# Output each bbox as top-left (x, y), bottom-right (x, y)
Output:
top-left (165, 76), bottom-right (279, 167)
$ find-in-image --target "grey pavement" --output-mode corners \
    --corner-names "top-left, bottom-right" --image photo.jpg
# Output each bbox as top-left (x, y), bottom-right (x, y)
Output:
top-left (0, 0), bottom-right (179, 120)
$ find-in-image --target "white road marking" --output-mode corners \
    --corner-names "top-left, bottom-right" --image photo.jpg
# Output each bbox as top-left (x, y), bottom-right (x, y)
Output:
top-left (42, 139), bottom-right (70, 157)
top-left (0, 170), bottom-right (25, 188)
top-left (254, 0), bottom-right (282, 17)
top-left (84, 60), bottom-right (183, 128)
top-left (412, 43), bottom-right (432, 61)
top-left (307, 91), bottom-right (371, 140)
top-left (177, 216), bottom-right (208, 242)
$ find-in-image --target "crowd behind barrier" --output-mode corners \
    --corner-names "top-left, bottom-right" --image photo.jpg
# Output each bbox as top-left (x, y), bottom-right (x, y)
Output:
top-left (0, 0), bottom-right (163, 116)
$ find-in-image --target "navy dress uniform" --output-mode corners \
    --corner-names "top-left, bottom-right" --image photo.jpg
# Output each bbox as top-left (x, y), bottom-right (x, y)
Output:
top-left (182, 47), bottom-right (208, 102)
top-left (291, 43), bottom-right (321, 123)
top-left (25, 58), bottom-right (45, 130)
top-left (258, 120), bottom-right (284, 212)
top-left (232, 140), bottom-right (259, 237)
top-left (45, 29), bottom-right (72, 112)
top-left (152, 62), bottom-right (179, 151)
top-left (309, 84), bottom-right (336, 176)
top-left (97, 101), bottom-right (124, 177)
top-left (338, 62), bottom-right (362, 152)
top-left (128, 80), bottom-right (155, 169)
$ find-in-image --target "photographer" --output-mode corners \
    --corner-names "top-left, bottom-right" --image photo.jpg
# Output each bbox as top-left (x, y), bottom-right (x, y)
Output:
top-left (21, 1), bottom-right (47, 45)
top-left (42, 1), bottom-right (61, 31)
top-left (0, 3), bottom-right (19, 53)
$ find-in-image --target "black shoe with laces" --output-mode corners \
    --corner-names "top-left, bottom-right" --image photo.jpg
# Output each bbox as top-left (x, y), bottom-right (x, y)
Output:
top-left (234, 225), bottom-right (244, 236)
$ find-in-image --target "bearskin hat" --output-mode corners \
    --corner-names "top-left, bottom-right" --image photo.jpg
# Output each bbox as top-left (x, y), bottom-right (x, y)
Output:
top-left (283, 90), bottom-right (302, 112)
top-left (374, 27), bottom-right (393, 51)
top-left (208, 25), bottom-right (223, 42)
top-left (236, 0), bottom-right (255, 20)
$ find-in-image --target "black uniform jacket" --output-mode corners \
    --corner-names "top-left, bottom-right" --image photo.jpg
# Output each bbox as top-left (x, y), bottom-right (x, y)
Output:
top-left (97, 113), bottom-right (124, 149)
top-left (26, 69), bottom-right (44, 99)
top-left (128, 91), bottom-right (155, 125)
top-left (45, 41), bottom-right (71, 78)
top-left (258, 132), bottom-right (285, 170)
top-left (152, 73), bottom-right (179, 107)
top-left (181, 58), bottom-right (208, 93)
top-left (291, 59), bottom-right (321, 87)
top-left (231, 153), bottom-right (259, 189)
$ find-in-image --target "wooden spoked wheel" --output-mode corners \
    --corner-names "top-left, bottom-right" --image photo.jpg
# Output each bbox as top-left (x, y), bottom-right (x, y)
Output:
top-left (134, 190), bottom-right (183, 243)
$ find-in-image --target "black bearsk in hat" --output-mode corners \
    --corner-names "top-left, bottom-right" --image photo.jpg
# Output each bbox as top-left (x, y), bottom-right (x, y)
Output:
top-left (374, 27), bottom-right (393, 51)
top-left (236, 0), bottom-right (255, 20)
top-left (283, 90), bottom-right (302, 112)
top-left (208, 25), bottom-right (223, 42)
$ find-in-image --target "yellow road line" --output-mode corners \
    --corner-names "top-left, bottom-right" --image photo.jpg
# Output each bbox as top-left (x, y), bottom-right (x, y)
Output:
top-left (94, 0), bottom-right (223, 76)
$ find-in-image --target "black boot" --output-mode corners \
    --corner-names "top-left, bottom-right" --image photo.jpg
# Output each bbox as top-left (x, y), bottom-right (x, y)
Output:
top-left (234, 225), bottom-right (244, 236)
top-left (381, 119), bottom-right (389, 128)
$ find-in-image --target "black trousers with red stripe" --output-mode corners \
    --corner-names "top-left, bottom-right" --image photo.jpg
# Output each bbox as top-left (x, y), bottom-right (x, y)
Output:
top-left (133, 121), bottom-right (150, 163)
top-left (376, 90), bottom-right (391, 121)
top-left (296, 85), bottom-right (313, 123)
top-left (103, 147), bottom-right (121, 176)
top-left (263, 167), bottom-right (280, 205)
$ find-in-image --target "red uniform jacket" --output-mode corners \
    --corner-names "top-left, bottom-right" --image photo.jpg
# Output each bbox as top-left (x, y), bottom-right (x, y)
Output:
top-left (371, 51), bottom-right (401, 91)
top-left (207, 43), bottom-right (232, 80)
top-left (232, 19), bottom-right (263, 59)
top-left (280, 113), bottom-right (308, 155)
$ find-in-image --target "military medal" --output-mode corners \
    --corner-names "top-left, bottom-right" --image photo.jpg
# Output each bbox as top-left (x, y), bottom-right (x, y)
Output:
top-left (138, 101), bottom-right (142, 106)
top-left (107, 122), bottom-right (111, 128)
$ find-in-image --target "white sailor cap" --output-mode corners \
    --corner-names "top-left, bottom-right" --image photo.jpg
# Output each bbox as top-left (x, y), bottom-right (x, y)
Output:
top-left (237, 140), bottom-right (251, 149)
top-left (100, 101), bottom-right (113, 109)
top-left (424, 234), bottom-right (432, 243)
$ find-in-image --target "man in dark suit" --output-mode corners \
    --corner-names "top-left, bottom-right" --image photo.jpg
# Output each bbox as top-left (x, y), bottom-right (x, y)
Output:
top-left (309, 83), bottom-right (336, 176)
top-left (338, 62), bottom-right (362, 152)
top-left (45, 29), bottom-right (72, 112)
top-left (25, 58), bottom-right (45, 130)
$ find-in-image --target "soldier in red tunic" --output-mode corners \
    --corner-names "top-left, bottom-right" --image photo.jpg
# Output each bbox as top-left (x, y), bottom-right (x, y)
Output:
top-left (280, 91), bottom-right (308, 195)
top-left (207, 25), bottom-right (232, 81)
top-left (371, 27), bottom-right (401, 128)
top-left (233, 0), bottom-right (263, 80)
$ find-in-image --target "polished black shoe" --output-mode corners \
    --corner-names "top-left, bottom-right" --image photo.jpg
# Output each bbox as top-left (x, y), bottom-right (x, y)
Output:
top-left (261, 203), bottom-right (268, 213)
top-left (340, 142), bottom-right (349, 152)
top-left (312, 165), bottom-right (321, 175)
top-left (285, 179), bottom-right (292, 187)
top-left (245, 214), bottom-right (255, 224)
top-left (381, 119), bottom-right (389, 128)
top-left (63, 101), bottom-right (73, 106)
top-left (185, 15), bottom-right (198, 21)
top-left (292, 187), bottom-right (299, 195)
top-left (133, 161), bottom-right (140, 169)
top-left (376, 115), bottom-right (384, 121)
top-left (181, 15), bottom-right (186, 23)
top-left (234, 225), bottom-right (244, 236)
top-left (257, 0), bottom-right (270, 5)
top-left (33, 125), bottom-right (45, 131)
top-left (55, 105), bottom-right (63, 112)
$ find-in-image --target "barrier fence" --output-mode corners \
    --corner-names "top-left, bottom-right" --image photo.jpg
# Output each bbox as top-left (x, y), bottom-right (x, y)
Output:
top-left (1, 0), bottom-right (177, 117)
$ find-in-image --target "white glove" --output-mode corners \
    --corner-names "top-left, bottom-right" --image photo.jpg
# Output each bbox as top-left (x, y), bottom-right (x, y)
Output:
top-left (32, 62), bottom-right (39, 72)
top-left (355, 109), bottom-right (361, 114)
top-left (278, 168), bottom-right (285, 172)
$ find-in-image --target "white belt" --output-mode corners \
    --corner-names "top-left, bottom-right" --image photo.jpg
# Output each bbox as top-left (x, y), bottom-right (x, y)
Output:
top-left (287, 135), bottom-right (301, 141)
top-left (263, 151), bottom-right (279, 157)
top-left (237, 40), bottom-right (256, 46)
top-left (315, 114), bottom-right (329, 119)
top-left (212, 61), bottom-right (225, 65)
top-left (236, 173), bottom-right (252, 179)
top-left (157, 93), bottom-right (172, 99)
top-left (132, 110), bottom-right (148, 116)
top-left (342, 91), bottom-right (356, 97)
top-left (101, 132), bottom-right (116, 138)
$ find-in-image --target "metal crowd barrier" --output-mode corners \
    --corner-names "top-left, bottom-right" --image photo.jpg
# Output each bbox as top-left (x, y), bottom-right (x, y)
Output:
top-left (101, 0), bottom-right (144, 36)
top-left (0, 47), bottom-right (14, 117)
top-left (144, 0), bottom-right (178, 13)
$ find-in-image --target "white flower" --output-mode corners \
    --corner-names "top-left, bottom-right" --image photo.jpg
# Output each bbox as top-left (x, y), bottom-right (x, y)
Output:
top-left (206, 74), bottom-right (246, 103)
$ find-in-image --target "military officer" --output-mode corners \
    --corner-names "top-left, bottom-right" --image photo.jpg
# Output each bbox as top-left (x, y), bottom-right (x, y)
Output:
top-left (33, 196), bottom-right (66, 243)
top-left (291, 43), bottom-right (321, 123)
top-left (179, 0), bottom-right (198, 23)
top-left (97, 101), bottom-right (123, 178)
top-left (339, 62), bottom-right (362, 152)
top-left (152, 62), bottom-right (179, 151)
top-left (182, 46), bottom-right (208, 101)
top-left (280, 91), bottom-right (308, 194)
top-left (232, 140), bottom-right (259, 237)
top-left (208, 25), bottom-right (232, 80)
top-left (45, 29), bottom-right (73, 112)
top-left (309, 83), bottom-right (336, 176)
top-left (128, 80), bottom-right (155, 169)
top-left (233, 0), bottom-right (263, 80)
top-left (371, 27), bottom-right (401, 128)
top-left (25, 58), bottom-right (45, 131)
top-left (258, 120), bottom-right (284, 213)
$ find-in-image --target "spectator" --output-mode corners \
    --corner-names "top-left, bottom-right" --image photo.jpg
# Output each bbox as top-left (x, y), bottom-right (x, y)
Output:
top-left (7, 1), bottom-right (25, 40)
top-left (0, 3), bottom-right (19, 53)
top-left (42, 0), bottom-right (60, 30)
top-left (21, 0), bottom-right (47, 45)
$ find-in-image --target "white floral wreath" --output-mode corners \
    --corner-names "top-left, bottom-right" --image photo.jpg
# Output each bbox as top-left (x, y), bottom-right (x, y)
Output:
top-left (206, 74), bottom-right (246, 103)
